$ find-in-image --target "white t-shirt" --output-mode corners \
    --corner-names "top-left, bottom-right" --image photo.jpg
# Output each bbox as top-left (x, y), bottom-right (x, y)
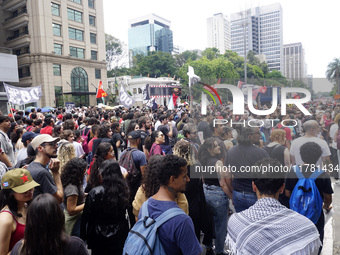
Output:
top-left (16, 147), bottom-right (28, 163)
top-left (73, 141), bottom-right (85, 157)
top-left (290, 136), bottom-right (331, 167)
top-left (329, 123), bottom-right (338, 149)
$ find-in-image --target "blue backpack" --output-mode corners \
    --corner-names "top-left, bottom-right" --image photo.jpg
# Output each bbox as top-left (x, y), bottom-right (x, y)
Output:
top-left (123, 199), bottom-right (186, 255)
top-left (289, 165), bottom-right (323, 224)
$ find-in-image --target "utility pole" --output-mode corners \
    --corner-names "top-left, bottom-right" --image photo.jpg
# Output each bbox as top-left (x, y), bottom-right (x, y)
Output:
top-left (239, 9), bottom-right (250, 84)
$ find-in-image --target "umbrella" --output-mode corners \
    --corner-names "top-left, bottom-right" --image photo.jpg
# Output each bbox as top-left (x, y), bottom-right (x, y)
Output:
top-left (42, 106), bottom-right (55, 111)
top-left (40, 108), bottom-right (51, 113)
top-left (25, 106), bottom-right (36, 111)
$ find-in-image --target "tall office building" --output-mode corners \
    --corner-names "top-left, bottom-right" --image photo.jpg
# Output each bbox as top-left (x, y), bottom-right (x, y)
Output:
top-left (283, 42), bottom-right (306, 80)
top-left (207, 13), bottom-right (231, 54)
top-left (0, 0), bottom-right (107, 107)
top-left (230, 3), bottom-right (283, 72)
top-left (128, 14), bottom-right (173, 57)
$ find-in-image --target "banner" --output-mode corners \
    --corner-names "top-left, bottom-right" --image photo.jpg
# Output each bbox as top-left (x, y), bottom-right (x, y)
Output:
top-left (142, 84), bottom-right (150, 101)
top-left (4, 83), bottom-right (42, 105)
top-left (119, 85), bottom-right (135, 108)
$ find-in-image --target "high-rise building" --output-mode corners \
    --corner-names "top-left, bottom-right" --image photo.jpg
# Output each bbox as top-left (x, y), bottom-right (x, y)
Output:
top-left (283, 42), bottom-right (306, 80)
top-left (128, 14), bottom-right (173, 57)
top-left (207, 13), bottom-right (231, 54)
top-left (230, 3), bottom-right (283, 72)
top-left (0, 0), bottom-right (107, 107)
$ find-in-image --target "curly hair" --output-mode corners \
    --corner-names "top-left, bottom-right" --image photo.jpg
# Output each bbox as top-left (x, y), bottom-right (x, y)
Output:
top-left (62, 119), bottom-right (75, 131)
top-left (173, 140), bottom-right (193, 165)
top-left (157, 155), bottom-right (187, 186)
top-left (59, 130), bottom-right (73, 141)
top-left (270, 129), bottom-right (286, 143)
top-left (61, 157), bottom-right (87, 189)
top-left (87, 142), bottom-right (112, 191)
top-left (57, 142), bottom-right (76, 173)
top-left (97, 124), bottom-right (111, 138)
top-left (100, 159), bottom-right (129, 214)
top-left (197, 137), bottom-right (217, 165)
top-left (142, 155), bottom-right (164, 198)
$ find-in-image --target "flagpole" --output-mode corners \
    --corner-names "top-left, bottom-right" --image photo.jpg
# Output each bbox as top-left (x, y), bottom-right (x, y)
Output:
top-left (189, 77), bottom-right (192, 114)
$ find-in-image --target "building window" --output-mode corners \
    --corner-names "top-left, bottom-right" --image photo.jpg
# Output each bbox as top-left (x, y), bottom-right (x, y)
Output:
top-left (55, 86), bottom-right (63, 107)
top-left (70, 0), bottom-right (81, 4)
top-left (51, 3), bottom-right (60, 16)
top-left (54, 43), bottom-right (62, 55)
top-left (18, 66), bottom-right (30, 78)
top-left (95, 69), bottom-right (101, 79)
top-left (67, 8), bottom-right (82, 23)
top-left (69, 46), bottom-right (85, 58)
top-left (90, 33), bottom-right (96, 44)
top-left (91, 50), bottom-right (97, 60)
top-left (89, 15), bottom-right (95, 26)
top-left (53, 23), bottom-right (61, 36)
top-left (88, 0), bottom-right (94, 8)
top-left (68, 27), bottom-right (84, 41)
top-left (71, 67), bottom-right (89, 107)
top-left (53, 64), bottom-right (61, 76)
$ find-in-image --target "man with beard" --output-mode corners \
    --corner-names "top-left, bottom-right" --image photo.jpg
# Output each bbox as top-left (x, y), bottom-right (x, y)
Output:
top-left (27, 134), bottom-right (63, 203)
top-left (138, 116), bottom-right (151, 154)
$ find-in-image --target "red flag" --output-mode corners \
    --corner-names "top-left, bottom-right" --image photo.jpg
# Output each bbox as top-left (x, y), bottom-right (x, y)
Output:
top-left (217, 78), bottom-right (221, 84)
top-left (237, 81), bottom-right (245, 89)
top-left (258, 86), bottom-right (267, 93)
top-left (96, 81), bottom-right (108, 98)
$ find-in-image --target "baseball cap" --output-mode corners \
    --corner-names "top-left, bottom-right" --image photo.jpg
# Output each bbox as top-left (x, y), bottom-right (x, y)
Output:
top-left (127, 131), bottom-right (141, 140)
top-left (1, 168), bottom-right (40, 193)
top-left (22, 132), bottom-right (38, 143)
top-left (30, 134), bottom-right (60, 150)
top-left (57, 114), bottom-right (63, 119)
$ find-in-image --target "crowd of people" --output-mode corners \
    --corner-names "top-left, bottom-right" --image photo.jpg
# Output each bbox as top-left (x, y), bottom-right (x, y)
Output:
top-left (0, 100), bottom-right (337, 254)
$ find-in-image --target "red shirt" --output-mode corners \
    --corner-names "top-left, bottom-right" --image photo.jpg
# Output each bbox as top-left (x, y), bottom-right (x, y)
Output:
top-left (88, 137), bottom-right (98, 152)
top-left (40, 126), bottom-right (53, 135)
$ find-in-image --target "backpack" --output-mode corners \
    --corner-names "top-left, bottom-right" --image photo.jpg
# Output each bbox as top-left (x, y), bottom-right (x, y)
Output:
top-left (81, 128), bottom-right (91, 153)
top-left (289, 165), bottom-right (323, 224)
top-left (119, 148), bottom-right (139, 177)
top-left (123, 199), bottom-right (186, 255)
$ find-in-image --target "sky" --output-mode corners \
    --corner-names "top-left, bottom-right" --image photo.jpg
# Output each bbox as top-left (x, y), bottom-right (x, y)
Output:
top-left (103, 0), bottom-right (339, 92)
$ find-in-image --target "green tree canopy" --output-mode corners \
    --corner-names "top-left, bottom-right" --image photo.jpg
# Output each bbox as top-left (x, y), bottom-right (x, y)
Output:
top-left (105, 34), bottom-right (126, 69)
top-left (326, 58), bottom-right (340, 94)
top-left (202, 48), bottom-right (221, 60)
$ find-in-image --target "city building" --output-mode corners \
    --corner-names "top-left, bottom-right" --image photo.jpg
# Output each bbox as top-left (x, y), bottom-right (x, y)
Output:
top-left (108, 76), bottom-right (181, 107)
top-left (207, 13), bottom-right (231, 54)
top-left (283, 42), bottom-right (306, 80)
top-left (128, 14), bottom-right (173, 58)
top-left (172, 44), bottom-right (185, 55)
top-left (0, 0), bottom-right (107, 108)
top-left (230, 3), bottom-right (283, 72)
top-left (307, 74), bottom-right (313, 91)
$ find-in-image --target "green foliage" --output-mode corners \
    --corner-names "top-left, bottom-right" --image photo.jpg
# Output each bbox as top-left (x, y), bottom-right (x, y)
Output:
top-left (326, 58), bottom-right (340, 94)
top-left (107, 67), bottom-right (133, 78)
top-left (202, 48), bottom-right (221, 60)
top-left (105, 34), bottom-right (124, 69)
top-left (174, 50), bottom-right (199, 68)
top-left (265, 70), bottom-right (285, 79)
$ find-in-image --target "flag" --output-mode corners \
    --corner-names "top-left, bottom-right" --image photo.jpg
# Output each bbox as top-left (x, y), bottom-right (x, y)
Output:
top-left (4, 83), bottom-right (42, 105)
top-left (119, 85), bottom-right (135, 108)
top-left (237, 81), bottom-right (245, 89)
top-left (143, 84), bottom-right (150, 101)
top-left (168, 95), bottom-right (174, 110)
top-left (217, 78), bottom-right (221, 84)
top-left (96, 81), bottom-right (107, 98)
top-left (258, 86), bottom-right (267, 93)
top-left (115, 77), bottom-right (118, 89)
top-left (187, 66), bottom-right (200, 87)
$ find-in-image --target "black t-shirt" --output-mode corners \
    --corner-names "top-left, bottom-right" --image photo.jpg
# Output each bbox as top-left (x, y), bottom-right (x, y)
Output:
top-left (157, 125), bottom-right (170, 145)
top-left (285, 165), bottom-right (334, 200)
top-left (197, 121), bottom-right (212, 140)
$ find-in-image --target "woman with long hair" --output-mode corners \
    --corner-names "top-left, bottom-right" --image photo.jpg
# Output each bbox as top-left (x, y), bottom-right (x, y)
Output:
top-left (10, 193), bottom-right (88, 255)
top-left (0, 168), bottom-right (39, 255)
top-left (52, 125), bottom-right (63, 138)
top-left (85, 142), bottom-right (114, 193)
top-left (57, 142), bottom-right (76, 174)
top-left (132, 155), bottom-right (188, 219)
top-left (111, 122), bottom-right (123, 159)
top-left (81, 159), bottom-right (129, 255)
top-left (149, 130), bottom-right (165, 157)
top-left (60, 130), bottom-right (85, 158)
top-left (61, 158), bottom-right (87, 237)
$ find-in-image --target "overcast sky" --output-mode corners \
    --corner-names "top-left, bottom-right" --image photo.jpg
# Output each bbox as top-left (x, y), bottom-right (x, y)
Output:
top-left (103, 0), bottom-right (339, 92)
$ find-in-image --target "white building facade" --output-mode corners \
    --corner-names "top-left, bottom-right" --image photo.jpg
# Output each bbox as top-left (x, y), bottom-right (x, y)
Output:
top-left (283, 42), bottom-right (306, 80)
top-left (207, 13), bottom-right (231, 54)
top-left (230, 3), bottom-right (283, 73)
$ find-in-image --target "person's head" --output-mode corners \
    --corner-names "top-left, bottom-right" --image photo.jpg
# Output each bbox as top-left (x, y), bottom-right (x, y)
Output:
top-left (303, 120), bottom-right (320, 137)
top-left (157, 155), bottom-right (189, 194)
top-left (30, 113), bottom-right (37, 120)
top-left (300, 142), bottom-right (322, 165)
top-left (198, 137), bottom-right (220, 162)
top-left (57, 142), bottom-right (76, 172)
top-left (73, 130), bottom-right (81, 141)
top-left (52, 125), bottom-right (63, 138)
top-left (21, 194), bottom-right (67, 254)
top-left (142, 155), bottom-right (164, 198)
top-left (159, 114), bottom-right (168, 125)
top-left (111, 122), bottom-right (120, 133)
top-left (0, 168), bottom-right (39, 215)
top-left (30, 134), bottom-right (60, 159)
top-left (44, 117), bottom-right (54, 127)
top-left (99, 159), bottom-right (129, 212)
top-left (252, 158), bottom-right (285, 198)
top-left (0, 115), bottom-right (11, 132)
top-left (22, 132), bottom-right (38, 147)
top-left (60, 157), bottom-right (87, 188)
top-left (138, 116), bottom-right (151, 130)
top-left (151, 130), bottom-right (165, 144)
top-left (270, 129), bottom-right (286, 145)
top-left (173, 140), bottom-right (194, 165)
top-left (182, 123), bottom-right (198, 141)
top-left (97, 124), bottom-right (112, 138)
top-left (127, 131), bottom-right (141, 146)
top-left (60, 129), bottom-right (74, 142)
top-left (62, 119), bottom-right (75, 131)
top-left (209, 121), bottom-right (224, 137)
top-left (238, 126), bottom-right (260, 145)
top-left (34, 119), bottom-right (43, 128)
top-left (127, 122), bottom-right (139, 134)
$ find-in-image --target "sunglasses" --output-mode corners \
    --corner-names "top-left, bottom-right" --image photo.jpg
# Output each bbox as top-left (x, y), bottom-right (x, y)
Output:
top-left (43, 142), bottom-right (58, 147)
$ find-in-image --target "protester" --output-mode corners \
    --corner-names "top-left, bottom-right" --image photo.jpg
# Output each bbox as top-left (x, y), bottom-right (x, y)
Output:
top-left (57, 142), bottom-right (76, 174)
top-left (149, 130), bottom-right (165, 156)
top-left (0, 168), bottom-right (39, 254)
top-left (0, 115), bottom-right (15, 167)
top-left (16, 132), bottom-right (37, 163)
top-left (10, 193), bottom-right (89, 255)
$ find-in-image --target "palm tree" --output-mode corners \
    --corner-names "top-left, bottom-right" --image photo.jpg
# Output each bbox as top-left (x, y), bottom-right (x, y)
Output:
top-left (326, 58), bottom-right (340, 94)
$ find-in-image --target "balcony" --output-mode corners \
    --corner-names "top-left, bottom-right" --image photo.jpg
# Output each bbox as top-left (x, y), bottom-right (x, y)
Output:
top-left (1, 0), bottom-right (27, 12)
top-left (5, 31), bottom-right (30, 49)
top-left (7, 31), bottom-right (28, 41)
top-left (3, 10), bottom-right (29, 31)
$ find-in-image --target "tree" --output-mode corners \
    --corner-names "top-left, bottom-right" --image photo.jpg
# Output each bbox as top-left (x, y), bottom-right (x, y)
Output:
top-left (202, 48), bottom-right (220, 60)
top-left (247, 51), bottom-right (260, 66)
top-left (326, 58), bottom-right (340, 94)
top-left (106, 34), bottom-right (127, 69)
top-left (174, 50), bottom-right (200, 68)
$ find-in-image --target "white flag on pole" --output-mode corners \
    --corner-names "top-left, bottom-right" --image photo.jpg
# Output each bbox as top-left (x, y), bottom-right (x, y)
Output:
top-left (187, 66), bottom-right (200, 87)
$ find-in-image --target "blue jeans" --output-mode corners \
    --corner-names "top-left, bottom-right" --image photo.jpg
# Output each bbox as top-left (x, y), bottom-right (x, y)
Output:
top-left (233, 190), bottom-right (257, 213)
top-left (203, 184), bottom-right (229, 254)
